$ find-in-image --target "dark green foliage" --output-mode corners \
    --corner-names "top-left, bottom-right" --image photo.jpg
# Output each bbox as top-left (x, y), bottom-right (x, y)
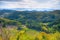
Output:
top-left (0, 9), bottom-right (60, 32)
top-left (35, 37), bottom-right (39, 40)
top-left (17, 35), bottom-right (19, 40)
top-left (0, 18), bottom-right (22, 28)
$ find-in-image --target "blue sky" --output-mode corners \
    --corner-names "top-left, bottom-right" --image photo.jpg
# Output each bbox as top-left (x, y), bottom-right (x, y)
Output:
top-left (0, 0), bottom-right (60, 10)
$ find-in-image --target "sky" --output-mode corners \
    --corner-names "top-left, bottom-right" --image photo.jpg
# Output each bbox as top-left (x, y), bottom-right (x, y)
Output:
top-left (0, 0), bottom-right (60, 10)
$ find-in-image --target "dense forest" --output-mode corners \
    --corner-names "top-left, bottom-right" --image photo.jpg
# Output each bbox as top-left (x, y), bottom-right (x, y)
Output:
top-left (0, 9), bottom-right (60, 40)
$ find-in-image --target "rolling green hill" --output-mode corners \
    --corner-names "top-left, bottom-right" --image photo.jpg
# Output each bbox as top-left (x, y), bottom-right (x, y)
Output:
top-left (0, 9), bottom-right (60, 40)
top-left (0, 9), bottom-right (60, 32)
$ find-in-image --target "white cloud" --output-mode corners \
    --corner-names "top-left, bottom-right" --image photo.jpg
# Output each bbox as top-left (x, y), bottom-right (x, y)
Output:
top-left (0, 0), bottom-right (60, 10)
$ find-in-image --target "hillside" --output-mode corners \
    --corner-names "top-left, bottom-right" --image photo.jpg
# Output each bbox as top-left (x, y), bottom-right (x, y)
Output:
top-left (0, 9), bottom-right (60, 30)
top-left (0, 9), bottom-right (60, 40)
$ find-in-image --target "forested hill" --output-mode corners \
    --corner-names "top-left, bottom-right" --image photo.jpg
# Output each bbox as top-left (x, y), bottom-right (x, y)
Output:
top-left (0, 9), bottom-right (60, 31)
top-left (0, 9), bottom-right (60, 22)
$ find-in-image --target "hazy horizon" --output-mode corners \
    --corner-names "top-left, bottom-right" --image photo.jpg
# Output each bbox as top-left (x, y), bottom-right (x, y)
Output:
top-left (0, 0), bottom-right (60, 11)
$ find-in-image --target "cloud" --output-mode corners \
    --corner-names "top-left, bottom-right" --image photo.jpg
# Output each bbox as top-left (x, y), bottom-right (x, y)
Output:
top-left (0, 0), bottom-right (22, 2)
top-left (34, 0), bottom-right (49, 3)
top-left (0, 0), bottom-right (60, 10)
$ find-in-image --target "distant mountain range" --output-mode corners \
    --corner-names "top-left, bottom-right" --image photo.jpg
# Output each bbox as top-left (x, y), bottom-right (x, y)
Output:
top-left (0, 9), bottom-right (60, 30)
top-left (0, 9), bottom-right (60, 22)
top-left (0, 8), bottom-right (57, 11)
